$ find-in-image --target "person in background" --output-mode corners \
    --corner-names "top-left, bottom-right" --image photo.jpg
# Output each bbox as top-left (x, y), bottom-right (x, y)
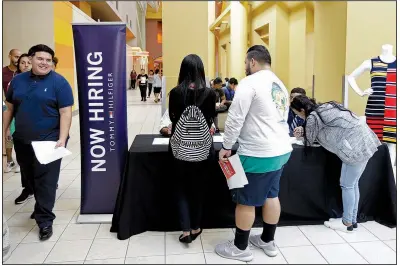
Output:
top-left (210, 79), bottom-right (214, 88)
top-left (287, 87), bottom-right (306, 137)
top-left (169, 54), bottom-right (216, 244)
top-left (137, 69), bottom-right (148, 101)
top-left (2, 49), bottom-right (21, 165)
top-left (4, 44), bottom-right (74, 241)
top-left (223, 77), bottom-right (238, 109)
top-left (225, 77), bottom-right (229, 87)
top-left (153, 69), bottom-right (162, 103)
top-left (291, 95), bottom-right (381, 233)
top-left (52, 57), bottom-right (58, 70)
top-left (213, 77), bottom-right (227, 132)
top-left (216, 45), bottom-right (292, 262)
top-left (148, 70), bottom-right (154, 98)
top-left (160, 108), bottom-right (216, 137)
top-left (7, 54), bottom-right (34, 204)
top-left (2, 49), bottom-right (21, 94)
top-left (2, 102), bottom-right (11, 263)
top-left (130, 69), bottom-right (137, 90)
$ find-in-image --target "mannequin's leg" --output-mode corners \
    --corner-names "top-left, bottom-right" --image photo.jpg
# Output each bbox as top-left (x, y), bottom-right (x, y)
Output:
top-left (386, 143), bottom-right (396, 167)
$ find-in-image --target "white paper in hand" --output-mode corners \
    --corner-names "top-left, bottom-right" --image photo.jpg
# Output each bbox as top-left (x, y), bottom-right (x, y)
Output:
top-left (31, 141), bottom-right (72, 165)
top-left (219, 154), bottom-right (248, 190)
top-left (213, 136), bottom-right (224, 143)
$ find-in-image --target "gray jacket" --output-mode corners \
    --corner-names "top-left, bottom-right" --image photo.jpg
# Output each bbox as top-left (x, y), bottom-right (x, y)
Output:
top-left (305, 103), bottom-right (381, 165)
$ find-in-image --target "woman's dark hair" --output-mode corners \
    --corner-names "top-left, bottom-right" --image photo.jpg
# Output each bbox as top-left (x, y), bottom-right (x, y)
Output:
top-left (155, 69), bottom-right (160, 74)
top-left (177, 54), bottom-right (207, 105)
top-left (291, 95), bottom-right (356, 150)
top-left (16, 53), bottom-right (30, 74)
top-left (28, 44), bottom-right (54, 58)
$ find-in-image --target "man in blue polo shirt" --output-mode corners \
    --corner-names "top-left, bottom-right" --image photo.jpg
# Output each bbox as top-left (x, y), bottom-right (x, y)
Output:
top-left (3, 44), bottom-right (74, 241)
top-left (223, 77), bottom-right (237, 109)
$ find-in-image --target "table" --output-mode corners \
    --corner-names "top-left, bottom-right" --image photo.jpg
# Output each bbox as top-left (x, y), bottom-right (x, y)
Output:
top-left (111, 135), bottom-right (396, 240)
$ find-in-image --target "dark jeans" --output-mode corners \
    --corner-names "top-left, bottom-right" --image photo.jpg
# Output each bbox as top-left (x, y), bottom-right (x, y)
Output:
top-left (14, 139), bottom-right (62, 228)
top-left (174, 159), bottom-right (208, 232)
top-left (131, 79), bottom-right (136, 89)
top-left (139, 85), bottom-right (147, 99)
top-left (148, 83), bottom-right (153, 96)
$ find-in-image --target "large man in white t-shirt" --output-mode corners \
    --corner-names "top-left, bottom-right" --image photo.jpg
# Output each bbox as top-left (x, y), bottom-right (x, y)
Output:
top-left (215, 45), bottom-right (293, 262)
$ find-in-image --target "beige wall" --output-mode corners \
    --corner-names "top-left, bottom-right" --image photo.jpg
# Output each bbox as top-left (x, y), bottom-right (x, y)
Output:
top-left (288, 7), bottom-right (307, 90)
top-left (230, 2), bottom-right (248, 81)
top-left (3, 1), bottom-right (54, 66)
top-left (250, 4), bottom-right (276, 59)
top-left (313, 1), bottom-right (347, 103)
top-left (345, 1), bottom-right (396, 115)
top-left (208, 1), bottom-right (216, 79)
top-left (305, 8), bottom-right (314, 96)
top-left (274, 5), bottom-right (290, 87)
top-left (250, 4), bottom-right (290, 87)
top-left (162, 1), bottom-right (209, 94)
top-left (218, 31), bottom-right (230, 79)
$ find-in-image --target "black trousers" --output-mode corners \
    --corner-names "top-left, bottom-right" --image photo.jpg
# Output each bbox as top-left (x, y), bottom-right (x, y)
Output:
top-left (21, 170), bottom-right (33, 194)
top-left (174, 159), bottom-right (208, 231)
top-left (131, 79), bottom-right (136, 89)
top-left (14, 139), bottom-right (62, 228)
top-left (148, 84), bottom-right (153, 96)
top-left (139, 85), bottom-right (147, 99)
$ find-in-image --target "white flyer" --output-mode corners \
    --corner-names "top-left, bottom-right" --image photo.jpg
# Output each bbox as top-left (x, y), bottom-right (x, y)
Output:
top-left (152, 138), bottom-right (170, 145)
top-left (31, 141), bottom-right (72, 165)
top-left (219, 154), bottom-right (248, 190)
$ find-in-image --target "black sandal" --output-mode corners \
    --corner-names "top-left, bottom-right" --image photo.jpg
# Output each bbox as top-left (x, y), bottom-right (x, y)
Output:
top-left (190, 229), bottom-right (202, 241)
top-left (179, 234), bottom-right (192, 244)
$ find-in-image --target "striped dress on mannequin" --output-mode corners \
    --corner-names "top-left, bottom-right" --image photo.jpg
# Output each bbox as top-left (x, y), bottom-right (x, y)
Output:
top-left (366, 57), bottom-right (397, 143)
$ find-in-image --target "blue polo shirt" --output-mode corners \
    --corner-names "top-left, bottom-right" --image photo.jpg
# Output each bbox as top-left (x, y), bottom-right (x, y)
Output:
top-left (6, 71), bottom-right (74, 144)
top-left (223, 87), bottom-right (235, 101)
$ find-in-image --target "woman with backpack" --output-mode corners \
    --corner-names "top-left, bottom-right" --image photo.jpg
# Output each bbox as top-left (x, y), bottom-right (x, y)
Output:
top-left (291, 95), bottom-right (381, 233)
top-left (169, 54), bottom-right (216, 244)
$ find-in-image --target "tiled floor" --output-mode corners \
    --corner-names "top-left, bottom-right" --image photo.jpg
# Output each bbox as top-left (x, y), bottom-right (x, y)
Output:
top-left (3, 89), bottom-right (397, 264)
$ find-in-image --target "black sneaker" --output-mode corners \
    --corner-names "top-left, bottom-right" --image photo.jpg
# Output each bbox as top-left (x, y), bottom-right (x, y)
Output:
top-left (15, 189), bottom-right (34, 205)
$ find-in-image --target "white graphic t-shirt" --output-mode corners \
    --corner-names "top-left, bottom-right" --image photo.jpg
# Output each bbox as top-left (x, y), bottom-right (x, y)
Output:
top-left (222, 69), bottom-right (292, 157)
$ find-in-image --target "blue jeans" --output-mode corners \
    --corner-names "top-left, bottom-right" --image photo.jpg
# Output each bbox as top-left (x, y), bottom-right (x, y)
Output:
top-left (340, 161), bottom-right (368, 224)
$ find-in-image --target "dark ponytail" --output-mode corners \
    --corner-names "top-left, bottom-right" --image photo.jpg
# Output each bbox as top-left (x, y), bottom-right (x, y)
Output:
top-left (290, 95), bottom-right (318, 117)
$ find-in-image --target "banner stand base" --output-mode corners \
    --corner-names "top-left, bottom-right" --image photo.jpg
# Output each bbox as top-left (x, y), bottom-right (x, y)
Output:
top-left (77, 214), bottom-right (113, 224)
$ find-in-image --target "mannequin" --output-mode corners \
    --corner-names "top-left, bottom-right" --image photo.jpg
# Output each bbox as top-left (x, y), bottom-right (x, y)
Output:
top-left (348, 44), bottom-right (397, 167)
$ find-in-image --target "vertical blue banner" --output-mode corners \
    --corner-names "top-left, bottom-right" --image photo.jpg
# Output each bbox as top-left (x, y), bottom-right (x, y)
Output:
top-left (72, 23), bottom-right (128, 214)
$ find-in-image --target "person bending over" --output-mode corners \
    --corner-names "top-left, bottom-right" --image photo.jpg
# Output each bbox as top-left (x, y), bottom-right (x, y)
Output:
top-left (291, 95), bottom-right (381, 233)
top-left (216, 45), bottom-right (292, 262)
top-left (287, 87), bottom-right (306, 136)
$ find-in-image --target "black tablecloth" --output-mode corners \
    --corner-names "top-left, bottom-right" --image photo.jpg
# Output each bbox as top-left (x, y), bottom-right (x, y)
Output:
top-left (111, 135), bottom-right (396, 240)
